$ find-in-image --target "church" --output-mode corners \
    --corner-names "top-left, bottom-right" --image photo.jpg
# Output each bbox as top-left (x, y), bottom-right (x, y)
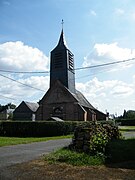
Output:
top-left (36, 28), bottom-right (106, 121)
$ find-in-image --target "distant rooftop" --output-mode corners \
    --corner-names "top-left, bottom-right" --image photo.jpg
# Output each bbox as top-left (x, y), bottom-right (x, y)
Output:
top-left (24, 101), bottom-right (39, 112)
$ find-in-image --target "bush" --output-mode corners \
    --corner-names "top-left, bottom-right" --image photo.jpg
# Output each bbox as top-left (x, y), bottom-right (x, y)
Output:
top-left (0, 121), bottom-right (80, 137)
top-left (70, 122), bottom-right (122, 155)
top-left (103, 124), bottom-right (122, 140)
top-left (97, 120), bottom-right (115, 126)
top-left (115, 119), bottom-right (135, 126)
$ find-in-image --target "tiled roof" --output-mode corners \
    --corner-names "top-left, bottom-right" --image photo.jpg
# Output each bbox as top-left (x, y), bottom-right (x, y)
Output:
top-left (24, 101), bottom-right (39, 112)
top-left (74, 90), bottom-right (95, 109)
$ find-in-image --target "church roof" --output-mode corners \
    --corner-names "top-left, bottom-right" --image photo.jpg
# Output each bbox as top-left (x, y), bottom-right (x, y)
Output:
top-left (60, 81), bottom-right (95, 109)
top-left (74, 90), bottom-right (95, 110)
top-left (24, 101), bottom-right (39, 112)
top-left (40, 80), bottom-right (95, 110)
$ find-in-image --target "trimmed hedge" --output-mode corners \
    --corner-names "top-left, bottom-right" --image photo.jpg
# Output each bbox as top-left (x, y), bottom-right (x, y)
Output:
top-left (0, 120), bottom-right (118, 137)
top-left (115, 119), bottom-right (135, 126)
top-left (0, 121), bottom-right (79, 137)
top-left (97, 120), bottom-right (115, 126)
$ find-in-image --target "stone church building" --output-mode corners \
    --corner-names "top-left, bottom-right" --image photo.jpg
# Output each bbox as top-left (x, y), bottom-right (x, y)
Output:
top-left (36, 29), bottom-right (106, 121)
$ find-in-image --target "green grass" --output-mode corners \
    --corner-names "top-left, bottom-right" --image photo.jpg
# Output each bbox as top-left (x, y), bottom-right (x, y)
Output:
top-left (0, 135), bottom-right (72, 147)
top-left (118, 126), bottom-right (135, 131)
top-left (44, 137), bottom-right (135, 167)
top-left (44, 148), bottom-right (105, 166)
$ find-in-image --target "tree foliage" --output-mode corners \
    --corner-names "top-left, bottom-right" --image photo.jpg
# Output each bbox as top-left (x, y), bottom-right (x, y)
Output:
top-left (0, 103), bottom-right (16, 112)
top-left (122, 109), bottom-right (135, 119)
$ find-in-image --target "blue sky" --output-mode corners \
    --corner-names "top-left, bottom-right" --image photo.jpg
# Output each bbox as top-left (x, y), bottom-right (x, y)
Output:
top-left (1, 0), bottom-right (135, 116)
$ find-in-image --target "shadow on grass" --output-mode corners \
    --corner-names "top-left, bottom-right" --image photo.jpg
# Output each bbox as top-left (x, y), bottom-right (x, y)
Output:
top-left (105, 138), bottom-right (135, 169)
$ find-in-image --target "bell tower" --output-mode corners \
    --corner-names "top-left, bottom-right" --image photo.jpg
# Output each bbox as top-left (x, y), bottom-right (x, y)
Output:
top-left (50, 23), bottom-right (75, 93)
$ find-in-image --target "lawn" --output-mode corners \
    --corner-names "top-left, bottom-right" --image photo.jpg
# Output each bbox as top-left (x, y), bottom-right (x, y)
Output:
top-left (44, 147), bottom-right (105, 166)
top-left (0, 135), bottom-right (72, 147)
top-left (118, 126), bottom-right (135, 131)
top-left (44, 138), bottom-right (135, 168)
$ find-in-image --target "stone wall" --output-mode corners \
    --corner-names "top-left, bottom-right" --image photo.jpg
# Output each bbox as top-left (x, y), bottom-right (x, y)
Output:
top-left (70, 124), bottom-right (93, 153)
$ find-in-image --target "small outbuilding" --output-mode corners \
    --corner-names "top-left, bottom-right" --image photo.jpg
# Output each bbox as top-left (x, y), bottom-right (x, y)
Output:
top-left (0, 108), bottom-right (14, 120)
top-left (13, 101), bottom-right (39, 121)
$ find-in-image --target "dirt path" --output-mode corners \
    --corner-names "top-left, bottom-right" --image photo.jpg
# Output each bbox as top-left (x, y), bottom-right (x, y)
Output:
top-left (1, 159), bottom-right (135, 180)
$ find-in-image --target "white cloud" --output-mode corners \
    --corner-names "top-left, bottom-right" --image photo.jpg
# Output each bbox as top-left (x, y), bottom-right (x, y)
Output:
top-left (0, 74), bottom-right (49, 104)
top-left (76, 77), bottom-right (134, 98)
top-left (83, 42), bottom-right (135, 72)
top-left (0, 41), bottom-right (49, 72)
top-left (76, 77), bottom-right (135, 115)
top-left (110, 85), bottom-right (133, 96)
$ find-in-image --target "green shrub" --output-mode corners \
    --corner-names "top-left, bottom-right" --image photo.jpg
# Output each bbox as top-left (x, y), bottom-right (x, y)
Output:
top-left (103, 124), bottom-right (122, 140)
top-left (0, 121), bottom-right (80, 137)
top-left (97, 120), bottom-right (115, 126)
top-left (115, 119), bottom-right (135, 126)
top-left (106, 139), bottom-right (135, 164)
top-left (71, 122), bottom-right (122, 155)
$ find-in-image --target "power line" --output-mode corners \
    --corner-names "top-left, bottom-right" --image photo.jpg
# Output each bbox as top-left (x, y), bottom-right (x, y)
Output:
top-left (0, 57), bottom-right (135, 74)
top-left (75, 57), bottom-right (135, 71)
top-left (75, 69), bottom-right (106, 80)
top-left (0, 58), bottom-right (135, 93)
top-left (0, 74), bottom-right (45, 92)
top-left (0, 94), bottom-right (16, 100)
top-left (0, 69), bottom-right (49, 74)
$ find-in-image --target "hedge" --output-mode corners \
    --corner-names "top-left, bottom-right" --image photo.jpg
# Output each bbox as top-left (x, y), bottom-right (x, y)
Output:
top-left (115, 119), bottom-right (135, 126)
top-left (0, 121), bottom-right (95, 137)
top-left (0, 121), bottom-right (79, 137)
top-left (97, 120), bottom-right (115, 126)
top-left (0, 120), bottom-right (117, 137)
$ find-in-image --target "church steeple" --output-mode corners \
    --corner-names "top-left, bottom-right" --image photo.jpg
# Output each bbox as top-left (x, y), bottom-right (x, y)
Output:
top-left (50, 26), bottom-right (75, 93)
top-left (57, 29), bottom-right (65, 47)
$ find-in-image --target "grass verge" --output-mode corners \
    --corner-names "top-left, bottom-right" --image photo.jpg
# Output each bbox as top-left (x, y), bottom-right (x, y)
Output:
top-left (118, 126), bottom-right (135, 131)
top-left (44, 138), bottom-right (135, 167)
top-left (0, 135), bottom-right (72, 147)
top-left (44, 147), bottom-right (105, 166)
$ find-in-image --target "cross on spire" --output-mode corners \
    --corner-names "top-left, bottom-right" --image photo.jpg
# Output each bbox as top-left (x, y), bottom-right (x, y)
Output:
top-left (61, 19), bottom-right (64, 29)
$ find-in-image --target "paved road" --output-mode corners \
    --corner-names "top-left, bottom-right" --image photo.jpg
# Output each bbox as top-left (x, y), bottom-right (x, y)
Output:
top-left (122, 131), bottom-right (135, 139)
top-left (0, 138), bottom-right (71, 168)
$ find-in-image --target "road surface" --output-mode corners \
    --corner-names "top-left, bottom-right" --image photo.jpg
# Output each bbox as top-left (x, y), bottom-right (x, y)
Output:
top-left (0, 138), bottom-right (71, 168)
top-left (122, 131), bottom-right (135, 139)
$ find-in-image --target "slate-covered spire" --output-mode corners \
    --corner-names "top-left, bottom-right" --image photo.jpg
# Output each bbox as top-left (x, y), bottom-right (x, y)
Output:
top-left (56, 29), bottom-right (68, 49)
top-left (50, 23), bottom-right (75, 93)
top-left (58, 29), bottom-right (64, 45)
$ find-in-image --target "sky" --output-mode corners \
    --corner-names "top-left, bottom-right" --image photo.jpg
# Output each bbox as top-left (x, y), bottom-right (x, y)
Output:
top-left (0, 0), bottom-right (135, 116)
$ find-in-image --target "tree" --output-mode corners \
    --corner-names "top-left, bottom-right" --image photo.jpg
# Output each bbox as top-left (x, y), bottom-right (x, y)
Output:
top-left (0, 103), bottom-right (16, 112)
top-left (7, 103), bottom-right (16, 109)
top-left (123, 109), bottom-right (127, 118)
top-left (122, 109), bottom-right (135, 119)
